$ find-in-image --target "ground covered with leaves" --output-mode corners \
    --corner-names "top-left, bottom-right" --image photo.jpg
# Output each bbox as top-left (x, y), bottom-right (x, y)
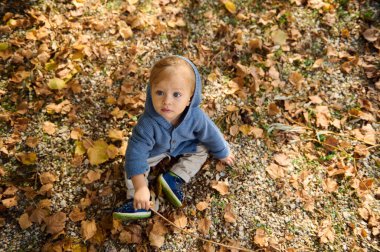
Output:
top-left (0, 0), bottom-right (379, 251)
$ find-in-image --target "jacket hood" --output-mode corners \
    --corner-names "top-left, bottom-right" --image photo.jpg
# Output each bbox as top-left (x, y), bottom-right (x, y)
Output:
top-left (144, 55), bottom-right (202, 129)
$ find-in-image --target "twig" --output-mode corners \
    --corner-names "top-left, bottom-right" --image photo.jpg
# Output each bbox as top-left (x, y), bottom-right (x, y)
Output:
top-left (150, 208), bottom-right (261, 252)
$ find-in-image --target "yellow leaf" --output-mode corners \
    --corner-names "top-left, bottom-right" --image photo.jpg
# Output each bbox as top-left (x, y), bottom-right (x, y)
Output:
top-left (18, 152), bottom-right (37, 165)
top-left (224, 1), bottom-right (237, 14)
top-left (0, 42), bottom-right (9, 51)
top-left (271, 30), bottom-right (288, 45)
top-left (75, 141), bottom-right (86, 156)
top-left (87, 140), bottom-right (109, 165)
top-left (108, 129), bottom-right (123, 141)
top-left (107, 144), bottom-right (119, 159)
top-left (48, 78), bottom-right (67, 90)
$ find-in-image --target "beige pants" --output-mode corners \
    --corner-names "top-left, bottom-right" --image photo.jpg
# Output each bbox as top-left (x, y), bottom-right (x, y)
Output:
top-left (125, 145), bottom-right (208, 199)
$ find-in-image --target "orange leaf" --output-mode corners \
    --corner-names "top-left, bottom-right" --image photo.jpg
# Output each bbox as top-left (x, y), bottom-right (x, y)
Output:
top-left (40, 172), bottom-right (57, 185)
top-left (19, 213), bottom-right (32, 230)
top-left (211, 181), bottom-right (229, 195)
top-left (254, 228), bottom-right (268, 247)
top-left (69, 207), bottom-right (86, 222)
top-left (196, 201), bottom-right (209, 211)
top-left (44, 212), bottom-right (67, 234)
top-left (2, 197), bottom-right (18, 208)
top-left (81, 220), bottom-right (97, 241)
top-left (43, 121), bottom-right (57, 135)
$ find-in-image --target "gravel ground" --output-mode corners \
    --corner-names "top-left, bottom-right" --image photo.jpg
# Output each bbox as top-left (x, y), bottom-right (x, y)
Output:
top-left (0, 0), bottom-right (379, 251)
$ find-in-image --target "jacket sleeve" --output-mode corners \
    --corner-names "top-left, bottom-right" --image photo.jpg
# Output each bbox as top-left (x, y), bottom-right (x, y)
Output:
top-left (125, 119), bottom-right (155, 179)
top-left (195, 110), bottom-right (230, 159)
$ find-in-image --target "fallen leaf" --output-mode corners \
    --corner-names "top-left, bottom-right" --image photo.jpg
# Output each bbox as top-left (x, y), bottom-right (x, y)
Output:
top-left (40, 172), bottom-right (57, 185)
top-left (196, 201), bottom-right (209, 211)
top-left (149, 220), bottom-right (168, 248)
top-left (197, 217), bottom-right (211, 235)
top-left (251, 127), bottom-right (264, 138)
top-left (172, 212), bottom-right (187, 229)
top-left (69, 207), bottom-right (86, 222)
top-left (87, 140), bottom-right (109, 165)
top-left (271, 30), bottom-right (288, 45)
top-left (229, 125), bottom-right (239, 136)
top-left (108, 129), bottom-right (123, 141)
top-left (2, 197), bottom-right (17, 208)
top-left (323, 178), bottom-right (338, 193)
top-left (266, 163), bottom-right (285, 179)
top-left (254, 228), bottom-right (268, 247)
top-left (43, 121), bottom-right (57, 135)
top-left (358, 207), bottom-right (369, 221)
top-left (26, 136), bottom-right (39, 148)
top-left (354, 144), bottom-right (369, 157)
top-left (47, 78), bottom-right (67, 90)
top-left (309, 95), bottom-right (323, 104)
top-left (268, 103), bottom-right (280, 116)
top-left (224, 203), bottom-right (236, 223)
top-left (318, 219), bottom-right (335, 243)
top-left (362, 28), bottom-right (379, 42)
top-left (17, 152), bottom-right (37, 165)
top-left (83, 170), bottom-right (102, 184)
top-left (211, 181), bottom-right (229, 195)
top-left (81, 220), bottom-right (97, 241)
top-left (289, 72), bottom-right (304, 90)
top-left (315, 106), bottom-right (331, 128)
top-left (30, 208), bottom-right (49, 224)
top-left (119, 224), bottom-right (142, 244)
top-left (273, 153), bottom-right (291, 166)
top-left (3, 185), bottom-right (18, 195)
top-left (44, 212), bottom-right (67, 234)
top-left (223, 0), bottom-right (237, 14)
top-left (19, 213), bottom-right (33, 230)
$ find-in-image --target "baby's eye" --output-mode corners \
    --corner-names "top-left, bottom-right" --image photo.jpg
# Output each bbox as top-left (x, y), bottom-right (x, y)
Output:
top-left (155, 90), bottom-right (164, 96)
top-left (173, 92), bottom-right (182, 98)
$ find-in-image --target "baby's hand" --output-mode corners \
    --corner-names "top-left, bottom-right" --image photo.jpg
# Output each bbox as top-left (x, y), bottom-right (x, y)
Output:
top-left (220, 154), bottom-right (235, 166)
top-left (134, 186), bottom-right (151, 210)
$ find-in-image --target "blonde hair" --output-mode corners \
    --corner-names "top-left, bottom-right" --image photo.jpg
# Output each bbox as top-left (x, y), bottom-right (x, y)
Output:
top-left (149, 56), bottom-right (195, 93)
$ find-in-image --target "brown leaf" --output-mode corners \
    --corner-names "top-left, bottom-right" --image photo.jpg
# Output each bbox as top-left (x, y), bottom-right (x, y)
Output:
top-left (224, 203), bottom-right (236, 223)
top-left (70, 128), bottom-right (84, 140)
top-left (229, 125), bottom-right (239, 136)
top-left (172, 212), bottom-right (187, 229)
top-left (358, 207), bottom-right (369, 221)
top-left (197, 217), bottom-right (211, 235)
top-left (318, 219), bottom-right (335, 243)
top-left (309, 95), bottom-right (323, 104)
top-left (119, 224), bottom-right (142, 244)
top-left (268, 103), bottom-right (280, 116)
top-left (69, 207), bottom-right (86, 222)
top-left (43, 121), bottom-right (57, 135)
top-left (362, 28), bottom-right (379, 42)
top-left (315, 106), bottom-right (331, 128)
top-left (3, 185), bottom-right (18, 195)
top-left (19, 213), bottom-right (33, 230)
top-left (323, 178), bottom-right (338, 193)
top-left (30, 208), bottom-right (48, 224)
top-left (107, 144), bottom-right (119, 159)
top-left (196, 201), bottom-right (209, 211)
top-left (251, 127), bottom-right (264, 138)
top-left (216, 162), bottom-right (225, 172)
top-left (288, 72), bottom-right (304, 90)
top-left (266, 163), bottom-right (285, 179)
top-left (17, 152), bottom-right (37, 165)
top-left (271, 30), bottom-right (288, 45)
top-left (38, 183), bottom-right (53, 195)
top-left (211, 181), bottom-right (229, 195)
top-left (2, 197), bottom-right (17, 208)
top-left (81, 219), bottom-right (97, 241)
top-left (254, 228), bottom-right (268, 247)
top-left (44, 212), bottom-right (67, 234)
top-left (354, 144), bottom-right (369, 157)
top-left (40, 172), bottom-right (57, 185)
top-left (149, 220), bottom-right (168, 248)
top-left (82, 170), bottom-right (102, 184)
top-left (26, 136), bottom-right (39, 148)
top-left (273, 153), bottom-right (291, 167)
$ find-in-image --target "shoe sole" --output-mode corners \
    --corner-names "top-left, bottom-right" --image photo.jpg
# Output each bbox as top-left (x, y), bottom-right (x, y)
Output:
top-left (158, 174), bottom-right (182, 207)
top-left (112, 211), bottom-right (151, 220)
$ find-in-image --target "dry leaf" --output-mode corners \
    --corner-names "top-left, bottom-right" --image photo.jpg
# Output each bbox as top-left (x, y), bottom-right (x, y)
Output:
top-left (211, 181), bottom-right (229, 195)
top-left (69, 207), bottom-right (86, 222)
top-left (119, 224), bottom-right (142, 244)
top-left (273, 153), bottom-right (291, 166)
top-left (19, 213), bottom-right (33, 230)
top-left (43, 121), bottom-right (57, 135)
top-left (224, 204), bottom-right (236, 223)
top-left (83, 170), bottom-right (102, 184)
top-left (266, 163), bottom-right (285, 179)
top-left (254, 228), bottom-right (268, 247)
top-left (271, 30), bottom-right (288, 45)
top-left (44, 212), bottom-right (67, 234)
top-left (26, 136), bottom-right (39, 148)
top-left (197, 217), bottom-right (211, 235)
top-left (309, 95), bottom-right (323, 104)
top-left (17, 152), bottom-right (37, 165)
top-left (30, 208), bottom-right (49, 224)
top-left (362, 28), bottom-right (379, 42)
top-left (268, 103), bottom-right (280, 116)
top-left (315, 106), bottom-right (331, 128)
top-left (251, 127), bottom-right (263, 138)
top-left (223, 1), bottom-right (237, 14)
top-left (196, 201), bottom-right (209, 211)
top-left (81, 220), bottom-right (97, 241)
top-left (3, 185), bottom-right (18, 195)
top-left (358, 207), bottom-right (369, 221)
top-left (87, 140), bottom-right (109, 165)
top-left (108, 129), bottom-right (123, 141)
top-left (323, 178), bottom-right (338, 193)
top-left (38, 183), bottom-right (53, 195)
top-left (149, 220), bottom-right (168, 248)
top-left (289, 72), bottom-right (304, 90)
top-left (70, 128), bottom-right (84, 140)
top-left (318, 219), bottom-right (335, 243)
top-left (173, 212), bottom-right (187, 229)
top-left (40, 172), bottom-right (57, 185)
top-left (2, 197), bottom-right (17, 208)
top-left (47, 78), bottom-right (66, 90)
top-left (229, 125), bottom-right (239, 136)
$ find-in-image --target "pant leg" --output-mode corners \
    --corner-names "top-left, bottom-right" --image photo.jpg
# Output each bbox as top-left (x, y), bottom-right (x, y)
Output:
top-left (125, 153), bottom-right (169, 199)
top-left (170, 144), bottom-right (208, 183)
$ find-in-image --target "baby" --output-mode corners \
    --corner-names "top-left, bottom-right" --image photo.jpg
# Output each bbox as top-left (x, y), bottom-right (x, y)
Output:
top-left (113, 56), bottom-right (234, 220)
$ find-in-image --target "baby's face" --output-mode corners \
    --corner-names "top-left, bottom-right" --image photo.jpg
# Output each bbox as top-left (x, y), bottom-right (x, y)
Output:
top-left (151, 66), bottom-right (194, 125)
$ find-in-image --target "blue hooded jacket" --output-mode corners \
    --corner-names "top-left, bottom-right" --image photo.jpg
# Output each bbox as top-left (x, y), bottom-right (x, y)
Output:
top-left (125, 56), bottom-right (230, 179)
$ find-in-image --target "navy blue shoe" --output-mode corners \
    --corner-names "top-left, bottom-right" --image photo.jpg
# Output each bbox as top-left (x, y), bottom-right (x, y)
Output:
top-left (113, 199), bottom-right (151, 220)
top-left (158, 171), bottom-right (184, 207)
